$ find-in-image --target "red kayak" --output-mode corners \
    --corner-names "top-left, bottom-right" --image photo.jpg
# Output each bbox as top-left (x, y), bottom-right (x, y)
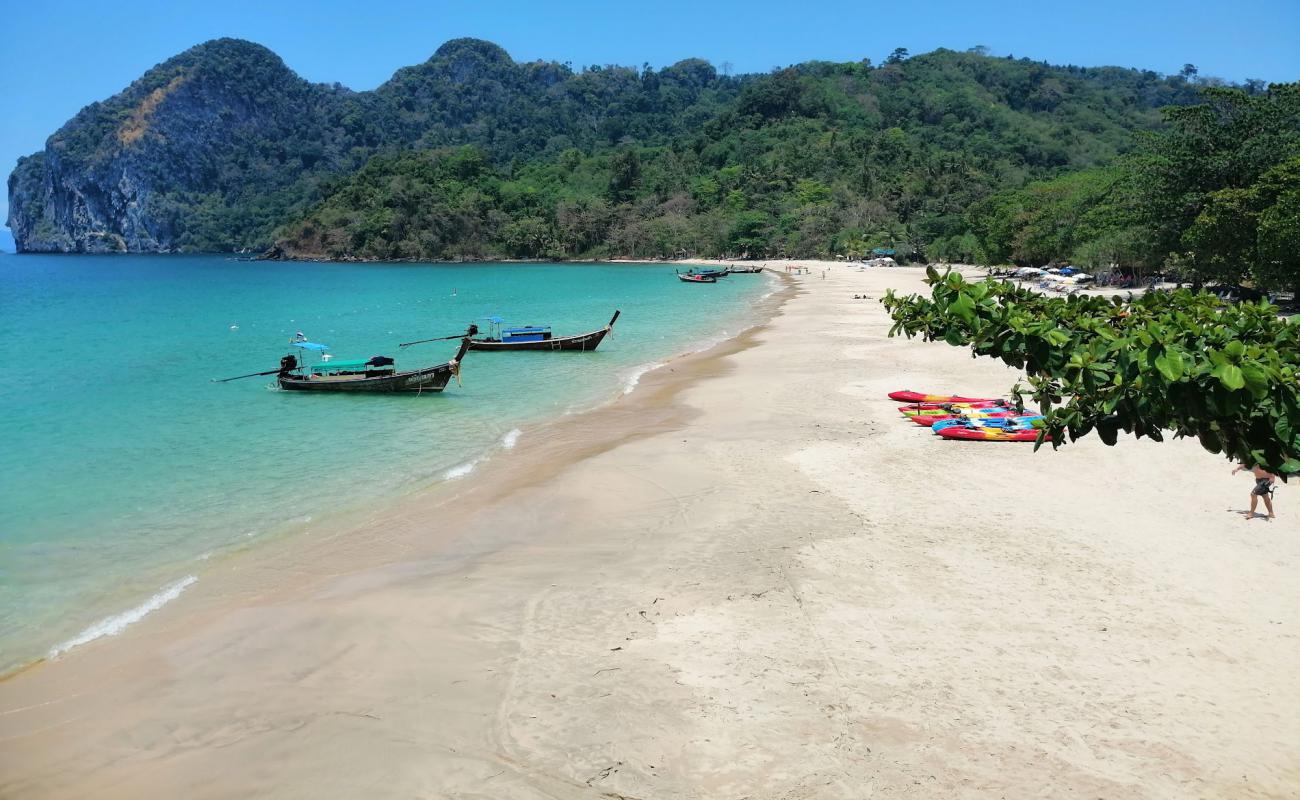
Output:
top-left (888, 391), bottom-right (1000, 404)
top-left (937, 426), bottom-right (1047, 442)
top-left (896, 400), bottom-right (1006, 413)
top-left (911, 411), bottom-right (1018, 427)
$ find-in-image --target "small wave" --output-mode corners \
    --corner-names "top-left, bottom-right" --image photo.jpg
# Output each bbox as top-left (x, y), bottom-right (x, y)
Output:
top-left (623, 362), bottom-right (665, 395)
top-left (501, 428), bottom-right (522, 449)
top-left (443, 461), bottom-right (477, 480)
top-left (50, 575), bottom-right (198, 659)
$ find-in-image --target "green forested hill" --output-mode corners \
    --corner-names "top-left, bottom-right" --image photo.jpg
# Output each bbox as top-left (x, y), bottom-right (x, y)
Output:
top-left (8, 38), bottom-right (1207, 258)
top-left (277, 47), bottom-right (1203, 261)
top-left (967, 83), bottom-right (1300, 294)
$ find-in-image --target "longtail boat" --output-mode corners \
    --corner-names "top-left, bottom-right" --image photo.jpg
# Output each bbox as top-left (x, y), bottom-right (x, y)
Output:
top-left (677, 273), bottom-right (717, 284)
top-left (271, 329), bottom-right (472, 393)
top-left (467, 311), bottom-right (620, 352)
top-left (727, 266), bottom-right (764, 274)
top-left (687, 268), bottom-right (729, 278)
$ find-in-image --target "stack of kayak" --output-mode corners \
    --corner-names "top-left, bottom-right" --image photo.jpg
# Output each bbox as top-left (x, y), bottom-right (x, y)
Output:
top-left (887, 390), bottom-right (1048, 442)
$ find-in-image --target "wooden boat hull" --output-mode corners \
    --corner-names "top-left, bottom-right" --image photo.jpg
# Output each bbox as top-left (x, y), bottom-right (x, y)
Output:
top-left (470, 328), bottom-right (608, 352)
top-left (468, 311), bottom-right (619, 352)
top-left (677, 274), bottom-right (717, 283)
top-left (278, 364), bottom-right (456, 392)
top-left (278, 339), bottom-right (469, 393)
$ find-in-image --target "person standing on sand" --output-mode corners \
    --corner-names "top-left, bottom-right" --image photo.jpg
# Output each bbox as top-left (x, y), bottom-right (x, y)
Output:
top-left (1232, 462), bottom-right (1277, 520)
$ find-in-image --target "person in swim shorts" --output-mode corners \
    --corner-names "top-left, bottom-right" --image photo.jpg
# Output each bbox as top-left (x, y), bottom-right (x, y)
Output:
top-left (1232, 462), bottom-right (1277, 520)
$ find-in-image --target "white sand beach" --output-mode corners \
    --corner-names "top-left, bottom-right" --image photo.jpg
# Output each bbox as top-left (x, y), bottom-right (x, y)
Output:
top-left (1, 265), bottom-right (1296, 799)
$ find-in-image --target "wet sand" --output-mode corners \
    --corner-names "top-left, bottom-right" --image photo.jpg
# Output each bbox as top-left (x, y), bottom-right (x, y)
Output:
top-left (2, 265), bottom-right (1297, 799)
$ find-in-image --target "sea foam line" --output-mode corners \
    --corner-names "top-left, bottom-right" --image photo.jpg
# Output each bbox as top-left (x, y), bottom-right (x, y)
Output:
top-left (501, 428), bottom-right (522, 449)
top-left (443, 461), bottom-right (479, 480)
top-left (624, 361), bottom-right (666, 395)
top-left (49, 575), bottom-right (198, 659)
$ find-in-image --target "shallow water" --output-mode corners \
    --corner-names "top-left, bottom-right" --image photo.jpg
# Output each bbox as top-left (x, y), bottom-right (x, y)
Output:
top-left (0, 255), bottom-right (771, 669)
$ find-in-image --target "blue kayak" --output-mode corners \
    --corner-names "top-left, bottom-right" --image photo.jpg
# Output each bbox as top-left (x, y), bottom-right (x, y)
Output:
top-left (931, 415), bottom-right (1043, 433)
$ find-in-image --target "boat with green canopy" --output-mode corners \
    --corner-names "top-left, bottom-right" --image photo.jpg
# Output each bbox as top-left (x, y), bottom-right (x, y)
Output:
top-left (214, 327), bottom-right (474, 393)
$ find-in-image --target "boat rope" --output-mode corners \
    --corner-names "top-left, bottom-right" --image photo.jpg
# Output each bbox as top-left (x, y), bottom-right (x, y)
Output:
top-left (399, 331), bottom-right (469, 349)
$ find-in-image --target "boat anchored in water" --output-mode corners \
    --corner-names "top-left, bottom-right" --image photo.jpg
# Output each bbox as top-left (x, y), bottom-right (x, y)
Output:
top-left (677, 273), bottom-right (717, 284)
top-left (214, 327), bottom-right (474, 393)
top-left (464, 310), bottom-right (620, 352)
top-left (677, 267), bottom-right (728, 280)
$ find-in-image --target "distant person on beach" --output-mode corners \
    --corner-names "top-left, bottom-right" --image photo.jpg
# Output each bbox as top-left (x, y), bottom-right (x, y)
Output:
top-left (1232, 462), bottom-right (1277, 520)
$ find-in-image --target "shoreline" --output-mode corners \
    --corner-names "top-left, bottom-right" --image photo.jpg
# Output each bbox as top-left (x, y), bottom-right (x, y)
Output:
top-left (2, 265), bottom-right (1296, 799)
top-left (0, 269), bottom-right (793, 680)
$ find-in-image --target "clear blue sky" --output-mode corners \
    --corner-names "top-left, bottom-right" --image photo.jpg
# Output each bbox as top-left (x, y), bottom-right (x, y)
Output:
top-left (3, 0), bottom-right (1298, 250)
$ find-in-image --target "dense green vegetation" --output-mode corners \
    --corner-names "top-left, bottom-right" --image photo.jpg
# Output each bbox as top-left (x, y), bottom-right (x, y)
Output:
top-left (969, 83), bottom-right (1300, 294)
top-left (274, 45), bottom-right (1208, 260)
top-left (13, 36), bottom-right (1220, 256)
top-left (17, 36), bottom-right (1292, 280)
top-left (884, 269), bottom-right (1300, 475)
top-left (9, 38), bottom-right (747, 253)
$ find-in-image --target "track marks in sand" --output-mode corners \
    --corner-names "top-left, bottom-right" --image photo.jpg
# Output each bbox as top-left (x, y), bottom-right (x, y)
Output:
top-left (785, 437), bottom-right (1300, 797)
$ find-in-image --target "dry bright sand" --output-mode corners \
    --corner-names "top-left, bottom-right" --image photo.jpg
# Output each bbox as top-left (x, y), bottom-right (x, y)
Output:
top-left (2, 265), bottom-right (1297, 799)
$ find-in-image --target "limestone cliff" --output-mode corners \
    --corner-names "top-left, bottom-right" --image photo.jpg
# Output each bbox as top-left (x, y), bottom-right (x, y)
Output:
top-left (6, 36), bottom-right (742, 253)
top-left (7, 38), bottom-right (364, 252)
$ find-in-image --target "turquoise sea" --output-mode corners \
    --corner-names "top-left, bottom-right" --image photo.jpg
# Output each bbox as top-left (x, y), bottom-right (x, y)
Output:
top-left (0, 255), bottom-right (771, 671)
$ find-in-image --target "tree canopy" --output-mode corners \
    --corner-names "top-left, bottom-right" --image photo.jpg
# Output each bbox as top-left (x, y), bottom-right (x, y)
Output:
top-left (884, 269), bottom-right (1300, 475)
top-left (968, 83), bottom-right (1300, 295)
top-left (268, 45), bottom-right (1213, 261)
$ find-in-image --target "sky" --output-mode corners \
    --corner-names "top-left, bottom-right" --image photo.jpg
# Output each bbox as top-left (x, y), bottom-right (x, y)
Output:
top-left (2, 0), bottom-right (1298, 250)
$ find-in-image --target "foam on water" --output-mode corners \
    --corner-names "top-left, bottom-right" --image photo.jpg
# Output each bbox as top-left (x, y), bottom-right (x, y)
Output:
top-left (623, 361), bottom-right (666, 394)
top-left (442, 461), bottom-right (479, 480)
top-left (501, 428), bottom-right (522, 449)
top-left (49, 575), bottom-right (197, 659)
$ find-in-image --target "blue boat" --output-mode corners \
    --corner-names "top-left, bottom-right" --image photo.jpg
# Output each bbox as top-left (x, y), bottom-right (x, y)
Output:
top-left (468, 311), bottom-right (620, 352)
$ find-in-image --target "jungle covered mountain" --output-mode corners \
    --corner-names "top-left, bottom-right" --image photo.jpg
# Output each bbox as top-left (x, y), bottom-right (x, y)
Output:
top-left (7, 37), bottom-right (1204, 258)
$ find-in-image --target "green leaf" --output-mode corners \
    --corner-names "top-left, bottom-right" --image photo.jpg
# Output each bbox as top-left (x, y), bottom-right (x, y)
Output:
top-left (1215, 364), bottom-right (1245, 391)
top-left (1097, 416), bottom-right (1120, 446)
top-left (1154, 353), bottom-right (1184, 382)
top-left (1225, 340), bottom-right (1245, 359)
top-left (950, 291), bottom-right (976, 323)
top-left (1240, 364), bottom-right (1269, 397)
